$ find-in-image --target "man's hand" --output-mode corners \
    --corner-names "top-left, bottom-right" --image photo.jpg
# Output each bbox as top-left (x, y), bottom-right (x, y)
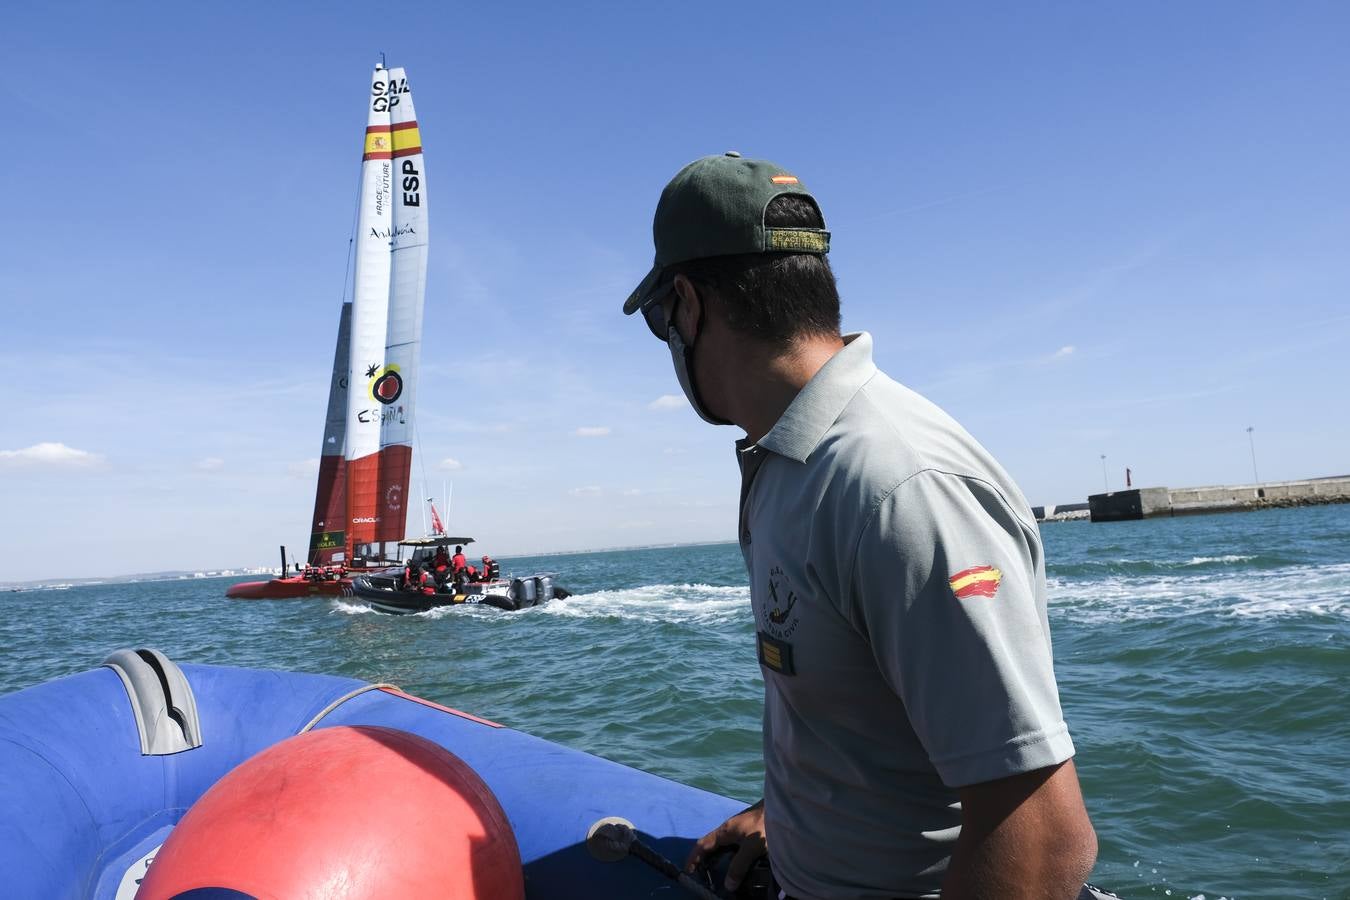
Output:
top-left (684, 799), bottom-right (767, 892)
top-left (943, 760), bottom-right (1097, 900)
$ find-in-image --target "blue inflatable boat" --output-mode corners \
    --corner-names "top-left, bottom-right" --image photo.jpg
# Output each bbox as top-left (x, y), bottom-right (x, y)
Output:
top-left (0, 649), bottom-right (742, 899)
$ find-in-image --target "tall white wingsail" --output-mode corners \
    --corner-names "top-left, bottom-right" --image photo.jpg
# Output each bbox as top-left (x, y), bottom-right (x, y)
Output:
top-left (374, 65), bottom-right (429, 542)
top-left (344, 65), bottom-right (396, 556)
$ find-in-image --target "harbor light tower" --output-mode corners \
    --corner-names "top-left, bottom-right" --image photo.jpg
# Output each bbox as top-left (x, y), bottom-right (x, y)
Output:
top-left (1246, 426), bottom-right (1259, 483)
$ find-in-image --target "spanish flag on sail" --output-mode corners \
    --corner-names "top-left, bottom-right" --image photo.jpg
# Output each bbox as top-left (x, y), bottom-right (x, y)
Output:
top-left (949, 565), bottom-right (1002, 600)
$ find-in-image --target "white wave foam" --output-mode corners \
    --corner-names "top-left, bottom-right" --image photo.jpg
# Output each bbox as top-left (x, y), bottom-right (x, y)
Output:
top-left (330, 597), bottom-right (503, 620)
top-left (1049, 562), bottom-right (1350, 624)
top-left (329, 600), bottom-right (377, 615)
top-left (412, 602), bottom-right (503, 620)
top-left (539, 583), bottom-right (751, 625)
top-left (1184, 555), bottom-right (1254, 566)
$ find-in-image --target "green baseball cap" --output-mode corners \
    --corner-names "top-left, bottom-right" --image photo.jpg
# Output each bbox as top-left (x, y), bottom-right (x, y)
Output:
top-left (622, 152), bottom-right (830, 315)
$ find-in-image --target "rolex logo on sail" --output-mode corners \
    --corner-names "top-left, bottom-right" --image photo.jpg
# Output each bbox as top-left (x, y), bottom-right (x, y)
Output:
top-left (370, 224), bottom-right (417, 240)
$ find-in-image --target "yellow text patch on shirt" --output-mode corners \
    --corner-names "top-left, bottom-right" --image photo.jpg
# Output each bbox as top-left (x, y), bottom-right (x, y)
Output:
top-left (949, 565), bottom-right (1002, 600)
top-left (757, 631), bottom-right (796, 675)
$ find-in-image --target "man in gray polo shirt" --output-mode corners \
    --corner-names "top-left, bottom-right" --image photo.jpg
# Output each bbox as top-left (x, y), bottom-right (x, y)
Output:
top-left (622, 153), bottom-right (1099, 899)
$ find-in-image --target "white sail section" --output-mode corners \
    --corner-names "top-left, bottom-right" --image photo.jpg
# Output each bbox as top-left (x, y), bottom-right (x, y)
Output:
top-left (344, 65), bottom-right (395, 551)
top-left (380, 66), bottom-right (428, 453)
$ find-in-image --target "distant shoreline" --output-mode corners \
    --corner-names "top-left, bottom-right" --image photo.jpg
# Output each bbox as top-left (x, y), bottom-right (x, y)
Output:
top-left (0, 538), bottom-right (742, 590)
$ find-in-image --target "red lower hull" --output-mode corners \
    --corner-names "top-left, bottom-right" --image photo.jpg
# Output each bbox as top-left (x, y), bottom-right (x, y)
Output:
top-left (226, 577), bottom-right (354, 600)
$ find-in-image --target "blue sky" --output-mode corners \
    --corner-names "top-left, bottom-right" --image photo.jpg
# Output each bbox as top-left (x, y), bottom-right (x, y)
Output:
top-left (2, 2), bottom-right (1347, 581)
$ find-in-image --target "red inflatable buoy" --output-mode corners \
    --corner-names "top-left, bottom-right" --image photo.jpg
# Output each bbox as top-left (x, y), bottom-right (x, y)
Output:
top-left (137, 725), bottom-right (524, 900)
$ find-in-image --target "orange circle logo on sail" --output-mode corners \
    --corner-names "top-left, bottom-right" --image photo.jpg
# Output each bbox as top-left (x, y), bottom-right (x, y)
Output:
top-left (368, 365), bottom-right (404, 404)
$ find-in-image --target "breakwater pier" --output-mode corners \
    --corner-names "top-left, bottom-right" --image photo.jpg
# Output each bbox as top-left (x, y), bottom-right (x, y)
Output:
top-left (1031, 502), bottom-right (1090, 523)
top-left (1088, 475), bottom-right (1350, 522)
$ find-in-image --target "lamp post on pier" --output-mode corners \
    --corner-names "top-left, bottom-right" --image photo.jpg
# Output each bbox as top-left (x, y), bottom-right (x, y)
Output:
top-left (1246, 427), bottom-right (1259, 484)
top-left (1100, 454), bottom-right (1108, 493)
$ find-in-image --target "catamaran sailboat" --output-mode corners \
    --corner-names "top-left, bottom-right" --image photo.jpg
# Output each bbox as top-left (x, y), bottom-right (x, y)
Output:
top-left (228, 63), bottom-right (430, 600)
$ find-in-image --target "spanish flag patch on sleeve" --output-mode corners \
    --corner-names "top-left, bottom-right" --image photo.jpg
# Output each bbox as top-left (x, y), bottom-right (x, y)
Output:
top-left (948, 565), bottom-right (1003, 600)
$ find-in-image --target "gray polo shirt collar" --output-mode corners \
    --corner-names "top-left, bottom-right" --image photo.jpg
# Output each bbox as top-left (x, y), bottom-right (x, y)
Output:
top-left (750, 332), bottom-right (876, 463)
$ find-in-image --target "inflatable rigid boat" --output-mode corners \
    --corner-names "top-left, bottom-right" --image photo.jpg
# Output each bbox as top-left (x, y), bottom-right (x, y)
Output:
top-left (0, 649), bottom-right (741, 899)
top-left (0, 651), bottom-right (1122, 899)
top-left (351, 573), bottom-right (571, 614)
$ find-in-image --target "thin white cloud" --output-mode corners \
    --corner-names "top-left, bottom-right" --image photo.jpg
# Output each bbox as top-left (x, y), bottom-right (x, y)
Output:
top-left (648, 394), bottom-right (687, 411)
top-left (921, 342), bottom-right (1083, 393)
top-left (1020, 345), bottom-right (1078, 367)
top-left (196, 457), bottom-right (225, 471)
top-left (439, 457), bottom-right (464, 471)
top-left (574, 426), bottom-right (611, 438)
top-left (0, 442), bottom-right (103, 468)
top-left (568, 485), bottom-right (603, 497)
top-left (287, 458), bottom-right (321, 478)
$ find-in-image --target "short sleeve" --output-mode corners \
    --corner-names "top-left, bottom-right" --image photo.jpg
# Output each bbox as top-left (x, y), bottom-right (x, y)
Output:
top-left (846, 469), bottom-right (1075, 788)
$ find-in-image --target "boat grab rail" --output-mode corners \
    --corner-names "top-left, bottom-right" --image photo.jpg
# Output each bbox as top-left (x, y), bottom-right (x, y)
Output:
top-left (298, 682), bottom-right (401, 734)
top-left (102, 648), bottom-right (204, 755)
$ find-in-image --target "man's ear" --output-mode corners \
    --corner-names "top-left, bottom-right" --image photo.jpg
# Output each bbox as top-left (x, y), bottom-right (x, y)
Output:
top-left (671, 274), bottom-right (703, 343)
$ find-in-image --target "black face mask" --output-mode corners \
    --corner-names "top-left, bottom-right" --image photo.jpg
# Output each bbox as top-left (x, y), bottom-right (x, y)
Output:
top-left (664, 294), bottom-right (731, 426)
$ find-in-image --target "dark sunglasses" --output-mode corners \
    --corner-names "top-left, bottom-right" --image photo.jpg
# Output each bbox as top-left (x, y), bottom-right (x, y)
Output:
top-left (642, 293), bottom-right (675, 342)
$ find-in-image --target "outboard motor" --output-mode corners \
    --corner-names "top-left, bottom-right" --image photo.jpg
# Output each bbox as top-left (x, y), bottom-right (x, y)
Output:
top-left (511, 577), bottom-right (538, 608)
top-left (535, 575), bottom-right (554, 602)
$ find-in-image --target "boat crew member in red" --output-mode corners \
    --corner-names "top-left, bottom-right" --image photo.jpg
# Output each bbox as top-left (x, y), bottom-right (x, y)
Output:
top-left (622, 154), bottom-right (1097, 899)
top-left (451, 545), bottom-right (467, 573)
top-left (415, 564), bottom-right (436, 595)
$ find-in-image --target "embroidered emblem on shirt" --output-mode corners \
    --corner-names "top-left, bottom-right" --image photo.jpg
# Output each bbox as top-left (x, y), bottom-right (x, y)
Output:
top-left (949, 565), bottom-right (1003, 600)
top-left (757, 631), bottom-right (795, 675)
top-left (756, 565), bottom-right (803, 676)
top-left (767, 578), bottom-right (797, 624)
top-left (761, 566), bottom-right (803, 640)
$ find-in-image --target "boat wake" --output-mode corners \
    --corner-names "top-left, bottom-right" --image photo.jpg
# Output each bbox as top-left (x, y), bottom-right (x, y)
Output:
top-left (1048, 553), bottom-right (1276, 578)
top-left (1050, 561), bottom-right (1350, 623)
top-left (326, 584), bottom-right (751, 624)
top-left (536, 583), bottom-right (750, 625)
top-left (327, 584), bottom-right (751, 624)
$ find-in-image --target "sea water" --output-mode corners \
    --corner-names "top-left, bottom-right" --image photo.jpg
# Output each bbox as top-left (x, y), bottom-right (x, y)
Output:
top-left (2, 504), bottom-right (1347, 899)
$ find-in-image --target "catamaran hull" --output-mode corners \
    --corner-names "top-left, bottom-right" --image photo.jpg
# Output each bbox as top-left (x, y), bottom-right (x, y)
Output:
top-left (225, 577), bottom-right (353, 599)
